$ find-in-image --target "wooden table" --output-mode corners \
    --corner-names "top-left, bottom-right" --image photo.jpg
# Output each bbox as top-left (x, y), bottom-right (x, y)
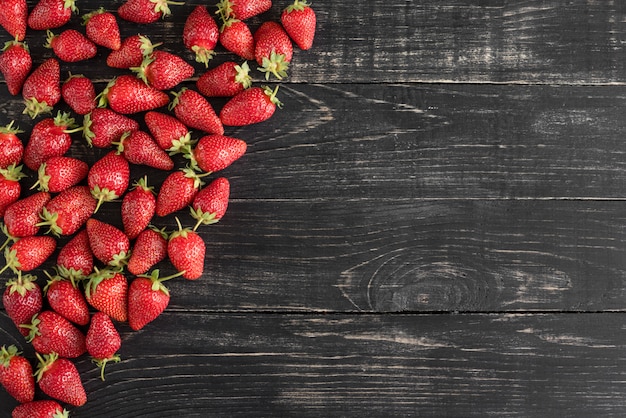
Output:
top-left (2, 1), bottom-right (626, 416)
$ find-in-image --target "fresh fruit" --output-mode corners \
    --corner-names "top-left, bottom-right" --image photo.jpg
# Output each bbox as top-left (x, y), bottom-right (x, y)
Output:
top-left (186, 134), bottom-right (247, 174)
top-left (86, 312), bottom-right (121, 380)
top-left (220, 85), bottom-right (282, 126)
top-left (83, 8), bottom-right (121, 50)
top-left (281, 0), bottom-right (316, 50)
top-left (27, 0), bottom-right (77, 30)
top-left (183, 6), bottom-right (219, 67)
top-left (197, 61), bottom-right (251, 97)
top-left (35, 353), bottom-right (87, 407)
top-left (86, 218), bottom-right (130, 267)
top-left (3, 191), bottom-right (50, 238)
top-left (98, 74), bottom-right (170, 114)
top-left (0, 121), bottom-right (24, 168)
top-left (216, 0), bottom-right (272, 21)
top-left (84, 267), bottom-right (128, 322)
top-left (45, 29), bottom-right (98, 62)
top-left (82, 108), bottom-right (140, 148)
top-left (121, 177), bottom-right (156, 240)
top-left (22, 311), bottom-right (86, 358)
top-left (44, 271), bottom-right (90, 326)
top-left (56, 228), bottom-right (93, 280)
top-left (155, 168), bottom-right (205, 217)
top-left (254, 21), bottom-right (292, 80)
top-left (88, 150), bottom-right (130, 212)
top-left (144, 111), bottom-right (192, 154)
top-left (31, 156), bottom-right (89, 193)
top-left (38, 185), bottom-right (97, 236)
top-left (0, 345), bottom-right (35, 404)
top-left (170, 88), bottom-right (224, 135)
top-left (116, 130), bottom-right (174, 170)
top-left (23, 111), bottom-right (78, 171)
top-left (128, 269), bottom-right (184, 331)
top-left (132, 50), bottom-right (194, 90)
top-left (0, 0), bottom-right (27, 40)
top-left (0, 164), bottom-right (25, 218)
top-left (218, 18), bottom-right (255, 60)
top-left (1, 235), bottom-right (56, 274)
top-left (12, 400), bottom-right (69, 418)
top-left (22, 58), bottom-right (60, 119)
top-left (2, 274), bottom-right (43, 336)
top-left (62, 73), bottom-right (96, 115)
top-left (117, 0), bottom-right (183, 24)
top-left (190, 177), bottom-right (230, 230)
top-left (127, 226), bottom-right (168, 275)
top-left (0, 40), bottom-right (31, 95)
top-left (167, 218), bottom-right (206, 280)
top-left (106, 34), bottom-right (160, 69)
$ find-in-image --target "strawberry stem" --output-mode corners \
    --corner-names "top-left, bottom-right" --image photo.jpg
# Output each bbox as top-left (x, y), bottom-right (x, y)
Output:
top-left (191, 45), bottom-right (215, 67)
top-left (93, 355), bottom-right (121, 381)
top-left (258, 50), bottom-right (290, 80)
top-left (0, 120), bottom-right (23, 134)
top-left (23, 97), bottom-right (53, 119)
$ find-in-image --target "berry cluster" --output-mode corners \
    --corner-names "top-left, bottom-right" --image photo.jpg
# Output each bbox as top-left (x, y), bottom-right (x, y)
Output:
top-left (0, 0), bottom-right (317, 416)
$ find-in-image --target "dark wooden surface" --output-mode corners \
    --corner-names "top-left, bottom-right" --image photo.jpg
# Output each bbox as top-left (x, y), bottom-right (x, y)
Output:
top-left (3, 0), bottom-right (626, 416)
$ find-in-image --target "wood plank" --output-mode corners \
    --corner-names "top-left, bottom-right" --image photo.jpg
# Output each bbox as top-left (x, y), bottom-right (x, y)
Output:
top-left (3, 311), bottom-right (626, 417)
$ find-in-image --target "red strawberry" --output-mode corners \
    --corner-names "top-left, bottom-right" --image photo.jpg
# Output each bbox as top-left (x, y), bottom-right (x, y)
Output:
top-left (86, 312), bottom-right (121, 380)
top-left (254, 21), bottom-right (293, 80)
top-left (1, 236), bottom-right (56, 274)
top-left (23, 111), bottom-right (79, 171)
top-left (0, 345), bottom-right (35, 404)
top-left (12, 400), bottom-right (69, 418)
top-left (106, 34), bottom-right (160, 69)
top-left (45, 29), bottom-right (97, 62)
top-left (127, 226), bottom-right (168, 275)
top-left (82, 108), bottom-right (140, 148)
top-left (23, 311), bottom-right (86, 358)
top-left (32, 156), bottom-right (88, 193)
top-left (35, 353), bottom-right (86, 407)
top-left (86, 218), bottom-right (130, 267)
top-left (197, 61), bottom-right (251, 97)
top-left (38, 185), bottom-right (97, 236)
top-left (191, 177), bottom-right (230, 230)
top-left (2, 274), bottom-right (42, 336)
top-left (128, 269), bottom-right (184, 331)
top-left (0, 40), bottom-right (31, 96)
top-left (170, 88), bottom-right (224, 135)
top-left (167, 218), bottom-right (206, 280)
top-left (98, 74), bottom-right (170, 114)
top-left (118, 0), bottom-right (183, 24)
top-left (88, 150), bottom-right (130, 212)
top-left (84, 267), bottom-right (128, 322)
top-left (27, 0), bottom-right (77, 30)
top-left (83, 8), bottom-right (121, 50)
top-left (216, 0), bottom-right (271, 21)
top-left (0, 0), bottom-right (27, 40)
top-left (155, 168), bottom-right (205, 217)
top-left (121, 177), bottom-right (156, 240)
top-left (116, 130), bottom-right (174, 170)
top-left (56, 228), bottom-right (93, 280)
top-left (44, 272), bottom-right (90, 326)
top-left (62, 73), bottom-right (96, 115)
top-left (187, 134), bottom-right (247, 174)
top-left (219, 18), bottom-right (255, 60)
top-left (22, 58), bottom-right (60, 119)
top-left (0, 164), bottom-right (25, 218)
top-left (144, 111), bottom-right (192, 154)
top-left (281, 0), bottom-right (316, 50)
top-left (3, 191), bottom-right (50, 238)
top-left (132, 50), bottom-right (194, 90)
top-left (0, 121), bottom-right (24, 168)
top-left (220, 85), bottom-right (282, 126)
top-left (183, 6), bottom-right (219, 67)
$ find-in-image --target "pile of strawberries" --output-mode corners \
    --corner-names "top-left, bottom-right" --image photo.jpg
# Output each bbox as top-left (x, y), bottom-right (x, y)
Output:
top-left (0, 0), bottom-right (316, 416)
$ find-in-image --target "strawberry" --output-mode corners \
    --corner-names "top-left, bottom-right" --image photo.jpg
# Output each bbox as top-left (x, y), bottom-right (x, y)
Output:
top-left (116, 130), bottom-right (174, 170)
top-left (44, 272), bottom-right (90, 326)
top-left (106, 34), bottom-right (160, 69)
top-left (86, 312), bottom-right (121, 380)
top-left (132, 50), bottom-right (194, 90)
top-left (0, 0), bottom-right (27, 40)
top-left (45, 29), bottom-right (98, 62)
top-left (220, 85), bottom-right (282, 126)
top-left (84, 267), bottom-right (128, 322)
top-left (197, 61), bottom-right (251, 97)
top-left (86, 218), bottom-right (130, 267)
top-left (254, 21), bottom-right (293, 80)
top-left (1, 236), bottom-right (56, 274)
top-left (0, 121), bottom-right (24, 168)
top-left (219, 18), bottom-right (255, 60)
top-left (23, 111), bottom-right (79, 171)
top-left (28, 0), bottom-right (77, 30)
top-left (0, 164), bottom-right (25, 218)
top-left (144, 111), bottom-right (192, 154)
top-left (155, 168), bottom-right (205, 217)
top-left (38, 185), bottom-right (97, 236)
top-left (56, 228), bottom-right (93, 280)
top-left (32, 156), bottom-right (88, 193)
top-left (167, 218), bottom-right (206, 280)
top-left (191, 177), bottom-right (230, 230)
top-left (183, 6), bottom-right (219, 67)
top-left (22, 58), bottom-right (60, 119)
top-left (186, 134), bottom-right (247, 174)
top-left (98, 74), bottom-right (170, 114)
top-left (3, 191), bottom-right (50, 238)
top-left (2, 274), bottom-right (42, 336)
top-left (23, 311), bottom-right (86, 358)
top-left (127, 226), bottom-right (168, 275)
top-left (118, 0), bottom-right (183, 24)
top-left (62, 73), bottom-right (96, 115)
top-left (0, 40), bottom-right (31, 95)
top-left (121, 177), bottom-right (156, 240)
top-left (128, 269), bottom-right (184, 331)
top-left (82, 107), bottom-right (140, 148)
top-left (88, 150), bottom-right (130, 212)
top-left (216, 0), bottom-right (271, 21)
top-left (281, 0), bottom-right (316, 50)
top-left (12, 400), bottom-right (69, 418)
top-left (35, 353), bottom-right (86, 407)
top-left (0, 345), bottom-right (35, 404)
top-left (170, 88), bottom-right (224, 135)
top-left (83, 8), bottom-right (121, 50)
